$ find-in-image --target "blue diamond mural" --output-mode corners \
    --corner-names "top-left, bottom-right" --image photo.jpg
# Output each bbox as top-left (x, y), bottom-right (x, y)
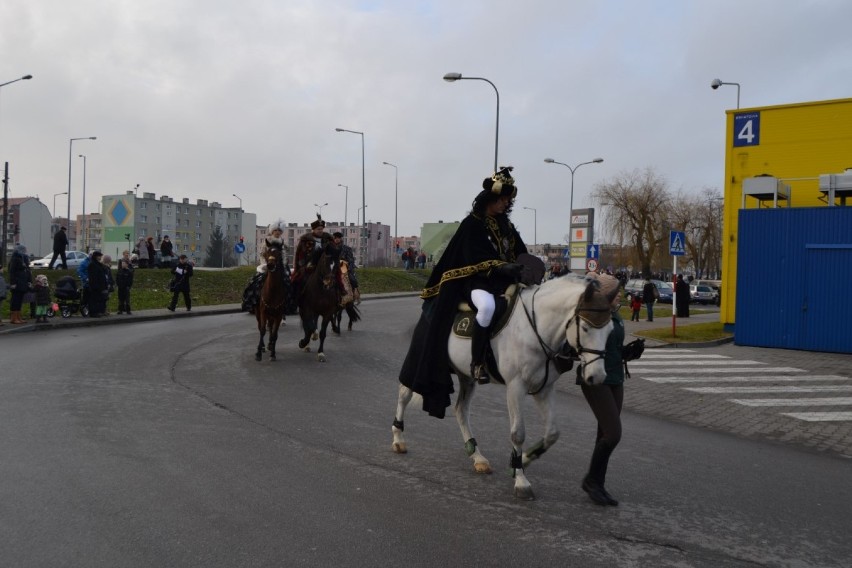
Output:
top-left (110, 200), bottom-right (130, 226)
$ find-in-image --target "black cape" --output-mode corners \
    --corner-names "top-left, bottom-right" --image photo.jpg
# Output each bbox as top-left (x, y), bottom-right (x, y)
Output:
top-left (398, 212), bottom-right (526, 418)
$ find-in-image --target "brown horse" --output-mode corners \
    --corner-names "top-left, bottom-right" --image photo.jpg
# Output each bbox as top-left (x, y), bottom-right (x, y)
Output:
top-left (298, 251), bottom-right (341, 362)
top-left (255, 246), bottom-right (290, 361)
top-left (331, 258), bottom-right (361, 334)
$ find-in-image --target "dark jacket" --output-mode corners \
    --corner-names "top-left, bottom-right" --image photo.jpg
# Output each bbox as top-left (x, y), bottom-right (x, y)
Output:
top-left (160, 239), bottom-right (174, 257)
top-left (52, 229), bottom-right (69, 253)
top-left (88, 259), bottom-right (108, 295)
top-left (9, 250), bottom-right (32, 290)
top-left (576, 310), bottom-right (625, 386)
top-left (399, 212), bottom-right (527, 418)
top-left (642, 281), bottom-right (657, 303)
top-left (35, 283), bottom-right (52, 306)
top-left (116, 266), bottom-right (134, 289)
top-left (171, 262), bottom-right (193, 292)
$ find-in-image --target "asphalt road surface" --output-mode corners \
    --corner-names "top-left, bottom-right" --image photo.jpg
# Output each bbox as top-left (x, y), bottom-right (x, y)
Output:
top-left (1, 296), bottom-right (850, 567)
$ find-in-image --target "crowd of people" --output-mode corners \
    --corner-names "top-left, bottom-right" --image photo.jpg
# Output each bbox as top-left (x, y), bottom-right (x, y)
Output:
top-left (400, 248), bottom-right (427, 270)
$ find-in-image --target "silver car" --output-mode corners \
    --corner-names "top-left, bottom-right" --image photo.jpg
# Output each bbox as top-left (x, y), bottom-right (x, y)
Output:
top-left (29, 250), bottom-right (89, 270)
top-left (689, 284), bottom-right (716, 304)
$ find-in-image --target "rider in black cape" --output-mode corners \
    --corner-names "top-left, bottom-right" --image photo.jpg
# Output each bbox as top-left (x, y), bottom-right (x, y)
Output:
top-left (398, 166), bottom-right (528, 419)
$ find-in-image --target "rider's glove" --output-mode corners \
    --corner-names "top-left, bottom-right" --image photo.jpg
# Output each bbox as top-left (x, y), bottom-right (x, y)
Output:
top-left (495, 263), bottom-right (524, 279)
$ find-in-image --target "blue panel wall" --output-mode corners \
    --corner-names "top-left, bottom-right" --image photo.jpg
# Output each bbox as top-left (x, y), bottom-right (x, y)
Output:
top-left (736, 207), bottom-right (852, 353)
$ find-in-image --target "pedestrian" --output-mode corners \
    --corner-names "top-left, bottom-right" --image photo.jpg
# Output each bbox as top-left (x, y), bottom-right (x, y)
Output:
top-left (629, 292), bottom-right (642, 322)
top-left (0, 269), bottom-right (8, 326)
top-left (145, 237), bottom-right (156, 268)
top-left (675, 274), bottom-right (690, 318)
top-left (578, 273), bottom-right (625, 506)
top-left (167, 254), bottom-right (194, 312)
top-left (34, 274), bottom-right (52, 323)
top-left (103, 255), bottom-right (115, 314)
top-left (136, 237), bottom-right (149, 268)
top-left (160, 235), bottom-right (175, 267)
top-left (77, 252), bottom-right (92, 311)
top-left (399, 166), bottom-right (527, 417)
top-left (87, 250), bottom-right (108, 317)
top-left (7, 244), bottom-right (33, 324)
top-left (642, 277), bottom-right (658, 322)
top-left (116, 258), bottom-right (134, 314)
top-left (49, 226), bottom-right (69, 270)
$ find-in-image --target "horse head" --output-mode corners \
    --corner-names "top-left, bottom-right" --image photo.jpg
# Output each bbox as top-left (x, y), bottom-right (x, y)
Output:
top-left (567, 278), bottom-right (616, 385)
top-left (266, 246), bottom-right (283, 272)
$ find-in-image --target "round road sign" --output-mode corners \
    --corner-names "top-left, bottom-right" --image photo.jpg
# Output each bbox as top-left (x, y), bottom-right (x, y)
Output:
top-left (586, 258), bottom-right (598, 272)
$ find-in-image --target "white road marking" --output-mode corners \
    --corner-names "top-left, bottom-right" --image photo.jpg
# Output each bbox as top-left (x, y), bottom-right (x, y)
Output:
top-left (630, 360), bottom-right (763, 366)
top-left (781, 412), bottom-right (852, 422)
top-left (731, 397), bottom-right (852, 407)
top-left (641, 375), bottom-right (849, 383)
top-left (632, 367), bottom-right (805, 374)
top-left (685, 386), bottom-right (852, 394)
top-left (639, 354), bottom-right (730, 359)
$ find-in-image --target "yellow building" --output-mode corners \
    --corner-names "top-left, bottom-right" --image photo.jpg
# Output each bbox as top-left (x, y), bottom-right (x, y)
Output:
top-left (720, 97), bottom-right (852, 327)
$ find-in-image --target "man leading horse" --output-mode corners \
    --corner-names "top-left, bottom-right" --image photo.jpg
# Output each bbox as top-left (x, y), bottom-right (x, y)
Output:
top-left (398, 166), bottom-right (528, 419)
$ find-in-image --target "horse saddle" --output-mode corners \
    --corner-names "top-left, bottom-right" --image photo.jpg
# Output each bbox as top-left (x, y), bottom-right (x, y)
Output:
top-left (452, 284), bottom-right (519, 339)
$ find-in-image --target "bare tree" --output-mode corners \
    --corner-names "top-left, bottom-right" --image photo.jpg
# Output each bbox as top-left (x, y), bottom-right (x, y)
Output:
top-left (593, 167), bottom-right (672, 277)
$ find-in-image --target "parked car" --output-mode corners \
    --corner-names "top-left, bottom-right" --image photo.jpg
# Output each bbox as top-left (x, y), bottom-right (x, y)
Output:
top-left (623, 278), bottom-right (673, 303)
top-left (690, 284), bottom-right (716, 304)
top-left (29, 250), bottom-right (88, 270)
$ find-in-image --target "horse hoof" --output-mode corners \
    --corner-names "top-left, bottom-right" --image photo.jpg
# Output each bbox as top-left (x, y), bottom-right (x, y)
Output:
top-left (317, 353), bottom-right (326, 362)
top-left (270, 354), bottom-right (276, 361)
top-left (255, 354), bottom-right (262, 361)
top-left (473, 462), bottom-right (492, 474)
top-left (514, 486), bottom-right (536, 501)
top-left (392, 442), bottom-right (407, 454)
top-left (311, 332), bottom-right (319, 341)
top-left (298, 340), bottom-right (308, 349)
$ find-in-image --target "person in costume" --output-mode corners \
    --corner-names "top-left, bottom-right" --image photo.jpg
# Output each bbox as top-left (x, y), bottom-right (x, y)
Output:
top-left (242, 220), bottom-right (293, 314)
top-left (331, 231), bottom-right (359, 306)
top-left (291, 215), bottom-right (334, 299)
top-left (398, 166), bottom-right (528, 418)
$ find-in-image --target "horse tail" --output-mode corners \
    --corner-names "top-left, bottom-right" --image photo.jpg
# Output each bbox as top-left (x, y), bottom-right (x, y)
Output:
top-left (345, 303), bottom-right (361, 323)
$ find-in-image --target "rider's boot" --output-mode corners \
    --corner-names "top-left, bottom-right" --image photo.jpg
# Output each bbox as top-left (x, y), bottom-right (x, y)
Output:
top-left (470, 321), bottom-right (491, 384)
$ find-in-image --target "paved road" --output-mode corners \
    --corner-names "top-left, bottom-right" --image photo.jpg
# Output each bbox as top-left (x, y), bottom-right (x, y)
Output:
top-left (2, 295), bottom-right (851, 566)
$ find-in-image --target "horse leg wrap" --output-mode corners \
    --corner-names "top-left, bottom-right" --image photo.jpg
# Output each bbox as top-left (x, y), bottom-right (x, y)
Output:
top-left (392, 418), bottom-right (404, 432)
top-left (510, 448), bottom-right (523, 470)
top-left (526, 440), bottom-right (547, 462)
top-left (464, 438), bottom-right (478, 457)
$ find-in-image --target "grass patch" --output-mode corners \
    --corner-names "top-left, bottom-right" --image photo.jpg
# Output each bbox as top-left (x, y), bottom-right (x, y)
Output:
top-left (4, 266), bottom-right (429, 317)
top-left (637, 321), bottom-right (732, 343)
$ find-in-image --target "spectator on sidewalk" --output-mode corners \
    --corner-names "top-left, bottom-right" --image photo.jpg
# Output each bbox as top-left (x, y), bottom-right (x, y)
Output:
top-left (642, 277), bottom-right (658, 322)
top-left (167, 254), bottom-right (194, 312)
top-left (116, 258), bottom-right (134, 315)
top-left (34, 274), bottom-right (52, 323)
top-left (8, 244), bottom-right (33, 324)
top-left (87, 250), bottom-right (108, 317)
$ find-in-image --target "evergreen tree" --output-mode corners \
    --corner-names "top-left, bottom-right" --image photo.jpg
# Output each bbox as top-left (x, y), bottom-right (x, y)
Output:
top-left (204, 225), bottom-right (238, 267)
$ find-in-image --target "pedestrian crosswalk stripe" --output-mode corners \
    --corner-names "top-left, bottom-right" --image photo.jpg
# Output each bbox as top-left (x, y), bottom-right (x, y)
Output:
top-left (632, 367), bottom-right (805, 374)
top-left (630, 360), bottom-right (764, 366)
top-left (641, 375), bottom-right (848, 383)
top-left (640, 353), bottom-right (729, 359)
top-left (684, 386), bottom-right (852, 394)
top-left (780, 412), bottom-right (852, 422)
top-left (731, 397), bottom-right (852, 407)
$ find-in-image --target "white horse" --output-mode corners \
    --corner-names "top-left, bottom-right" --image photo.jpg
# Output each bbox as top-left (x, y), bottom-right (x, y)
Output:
top-left (392, 274), bottom-right (616, 500)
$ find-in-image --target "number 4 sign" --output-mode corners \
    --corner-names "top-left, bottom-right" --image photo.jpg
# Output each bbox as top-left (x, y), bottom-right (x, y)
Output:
top-left (733, 112), bottom-right (760, 147)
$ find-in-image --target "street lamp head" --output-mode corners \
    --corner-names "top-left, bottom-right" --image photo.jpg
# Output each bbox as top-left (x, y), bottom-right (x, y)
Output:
top-left (711, 78), bottom-right (723, 90)
top-left (592, 158), bottom-right (604, 163)
top-left (335, 128), bottom-right (344, 132)
top-left (22, 75), bottom-right (33, 80)
top-left (443, 72), bottom-right (462, 82)
top-left (543, 158), bottom-right (555, 164)
top-left (78, 154), bottom-right (85, 158)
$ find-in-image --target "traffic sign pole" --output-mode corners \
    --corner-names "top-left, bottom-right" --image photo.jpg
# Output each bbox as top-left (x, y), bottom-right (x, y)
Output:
top-left (672, 255), bottom-right (677, 337)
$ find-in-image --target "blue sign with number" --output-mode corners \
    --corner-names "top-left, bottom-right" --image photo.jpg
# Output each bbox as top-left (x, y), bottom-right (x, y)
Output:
top-left (733, 112), bottom-right (760, 147)
top-left (234, 243), bottom-right (246, 254)
top-left (669, 231), bottom-right (686, 256)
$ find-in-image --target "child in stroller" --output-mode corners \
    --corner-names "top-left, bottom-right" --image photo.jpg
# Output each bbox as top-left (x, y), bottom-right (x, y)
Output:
top-left (54, 275), bottom-right (89, 318)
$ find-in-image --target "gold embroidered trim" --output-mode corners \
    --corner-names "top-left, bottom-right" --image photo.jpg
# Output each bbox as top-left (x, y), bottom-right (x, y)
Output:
top-left (421, 259), bottom-right (505, 299)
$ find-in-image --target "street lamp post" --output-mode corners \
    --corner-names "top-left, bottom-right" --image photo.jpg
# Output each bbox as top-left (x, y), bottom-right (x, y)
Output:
top-left (314, 202), bottom-right (328, 217)
top-left (710, 78), bottom-right (741, 109)
top-left (335, 128), bottom-right (366, 266)
top-left (381, 161), bottom-right (398, 250)
top-left (67, 136), bottom-right (96, 231)
top-left (232, 193), bottom-right (242, 210)
top-left (443, 72), bottom-right (500, 173)
top-left (0, 74), bottom-right (32, 269)
top-left (337, 184), bottom-right (349, 235)
top-left (79, 154), bottom-right (88, 252)
top-left (53, 192), bottom-right (68, 218)
top-left (522, 206), bottom-right (537, 250)
top-left (544, 157), bottom-right (604, 270)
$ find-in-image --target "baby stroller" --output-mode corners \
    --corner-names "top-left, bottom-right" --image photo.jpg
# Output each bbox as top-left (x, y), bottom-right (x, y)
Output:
top-left (54, 275), bottom-right (89, 318)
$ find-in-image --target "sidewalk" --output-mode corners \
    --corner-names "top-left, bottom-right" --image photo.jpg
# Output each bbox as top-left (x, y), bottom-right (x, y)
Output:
top-left (0, 292), bottom-right (422, 336)
top-left (623, 309), bottom-right (730, 348)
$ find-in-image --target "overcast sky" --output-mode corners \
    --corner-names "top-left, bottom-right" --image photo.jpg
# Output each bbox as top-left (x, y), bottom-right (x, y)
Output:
top-left (2, 0), bottom-right (851, 245)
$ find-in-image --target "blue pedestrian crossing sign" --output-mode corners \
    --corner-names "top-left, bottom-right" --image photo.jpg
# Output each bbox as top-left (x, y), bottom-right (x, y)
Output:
top-left (669, 231), bottom-right (686, 256)
top-left (586, 244), bottom-right (599, 260)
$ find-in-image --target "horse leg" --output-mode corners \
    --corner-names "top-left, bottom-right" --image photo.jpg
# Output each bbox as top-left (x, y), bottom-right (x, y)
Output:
top-left (298, 313), bottom-right (312, 351)
top-left (523, 385), bottom-right (560, 468)
top-left (507, 380), bottom-right (535, 500)
top-left (391, 384), bottom-right (414, 453)
top-left (331, 309), bottom-right (341, 335)
top-left (316, 315), bottom-right (331, 362)
top-left (454, 376), bottom-right (492, 474)
top-left (268, 319), bottom-right (279, 361)
top-left (311, 315), bottom-right (319, 341)
top-left (255, 317), bottom-right (266, 361)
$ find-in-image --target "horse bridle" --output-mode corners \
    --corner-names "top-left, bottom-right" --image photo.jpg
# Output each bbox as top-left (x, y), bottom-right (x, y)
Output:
top-left (521, 286), bottom-right (611, 393)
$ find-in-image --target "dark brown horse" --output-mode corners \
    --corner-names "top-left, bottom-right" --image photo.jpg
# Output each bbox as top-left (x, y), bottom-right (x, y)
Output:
top-left (298, 251), bottom-right (342, 362)
top-left (255, 246), bottom-right (289, 361)
top-left (331, 257), bottom-right (361, 334)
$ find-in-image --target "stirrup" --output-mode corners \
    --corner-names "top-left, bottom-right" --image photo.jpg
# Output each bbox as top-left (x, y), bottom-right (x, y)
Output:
top-left (471, 363), bottom-right (490, 384)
